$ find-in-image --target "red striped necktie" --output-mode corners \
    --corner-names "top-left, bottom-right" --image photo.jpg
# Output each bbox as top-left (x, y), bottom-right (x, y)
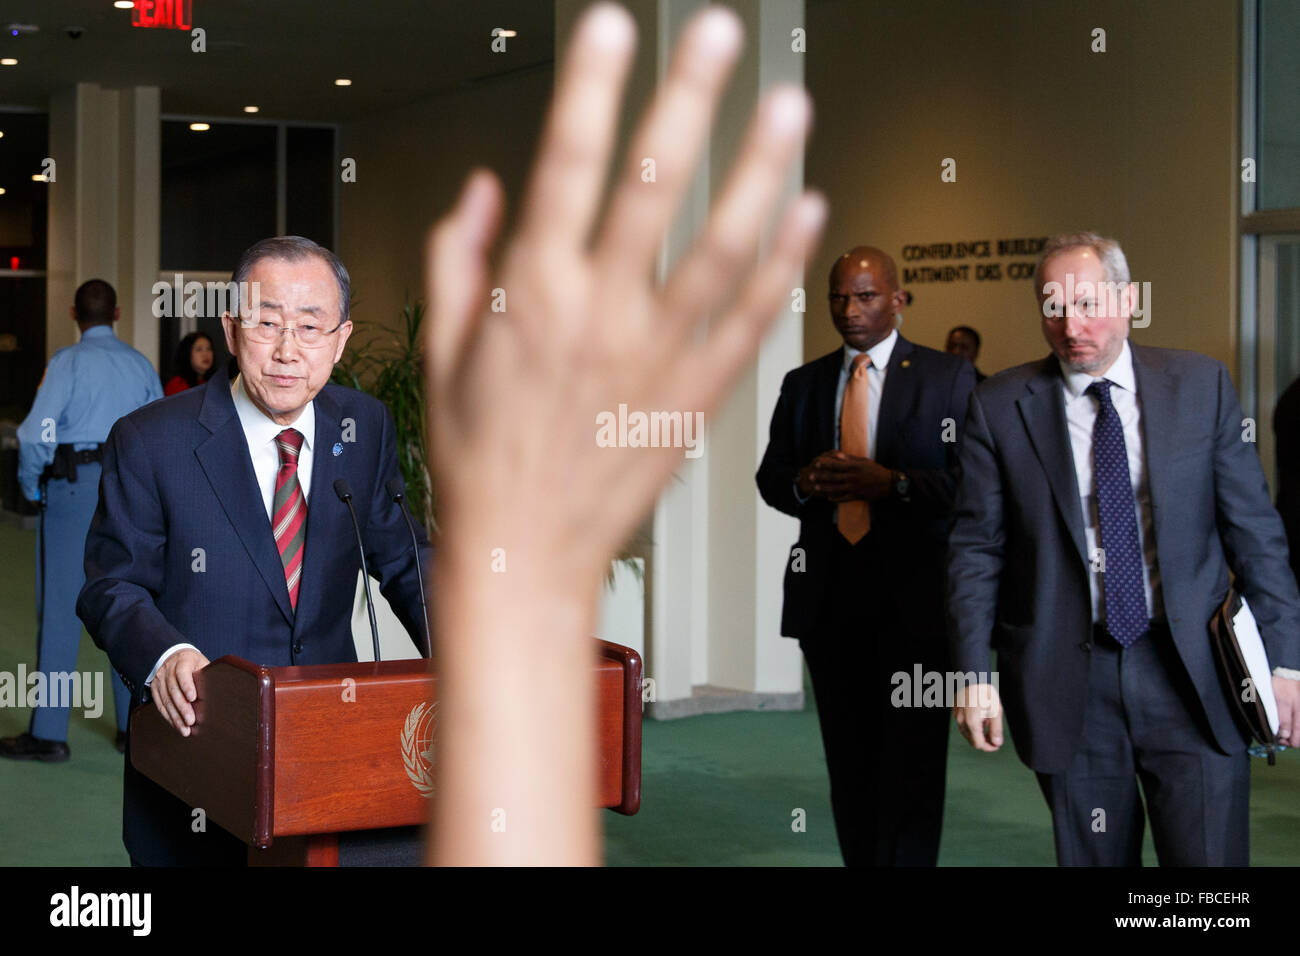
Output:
top-left (273, 428), bottom-right (307, 611)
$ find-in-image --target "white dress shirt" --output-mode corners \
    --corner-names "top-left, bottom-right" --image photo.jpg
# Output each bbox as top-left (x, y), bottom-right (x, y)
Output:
top-left (230, 373), bottom-right (315, 518)
top-left (1058, 339), bottom-right (1166, 626)
top-left (835, 328), bottom-right (896, 457)
top-left (146, 375), bottom-right (317, 685)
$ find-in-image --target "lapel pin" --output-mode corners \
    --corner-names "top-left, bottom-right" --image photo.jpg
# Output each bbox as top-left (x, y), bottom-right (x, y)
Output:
top-left (332, 442), bottom-right (343, 457)
top-left (901, 359), bottom-right (911, 368)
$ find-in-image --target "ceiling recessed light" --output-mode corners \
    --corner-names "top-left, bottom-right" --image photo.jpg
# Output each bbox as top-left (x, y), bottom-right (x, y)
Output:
top-left (493, 28), bottom-right (518, 37)
top-left (243, 105), bottom-right (259, 113)
top-left (334, 78), bottom-right (352, 87)
top-left (0, 131), bottom-right (5, 138)
top-left (113, 1), bottom-right (134, 8)
top-left (0, 59), bottom-right (17, 66)
top-left (0, 188), bottom-right (6, 196)
top-left (31, 174), bottom-right (45, 181)
top-left (189, 122), bottom-right (210, 131)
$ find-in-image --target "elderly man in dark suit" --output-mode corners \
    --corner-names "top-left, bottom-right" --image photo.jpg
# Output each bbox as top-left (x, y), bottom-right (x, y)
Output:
top-left (78, 236), bottom-right (432, 866)
top-left (948, 231), bottom-right (1300, 865)
top-left (757, 246), bottom-right (976, 866)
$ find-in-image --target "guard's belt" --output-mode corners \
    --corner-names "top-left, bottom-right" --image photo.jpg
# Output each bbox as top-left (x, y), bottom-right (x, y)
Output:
top-left (40, 443), bottom-right (104, 484)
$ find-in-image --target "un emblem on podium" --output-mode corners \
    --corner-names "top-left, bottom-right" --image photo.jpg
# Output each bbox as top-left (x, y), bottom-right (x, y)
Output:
top-left (401, 701), bottom-right (439, 797)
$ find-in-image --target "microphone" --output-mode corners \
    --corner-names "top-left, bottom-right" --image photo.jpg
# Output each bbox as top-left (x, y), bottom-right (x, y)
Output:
top-left (386, 477), bottom-right (431, 658)
top-left (334, 478), bottom-right (382, 663)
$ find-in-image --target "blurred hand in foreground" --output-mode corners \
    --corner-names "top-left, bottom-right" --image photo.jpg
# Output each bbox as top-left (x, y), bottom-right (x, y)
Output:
top-left (425, 1), bottom-right (824, 866)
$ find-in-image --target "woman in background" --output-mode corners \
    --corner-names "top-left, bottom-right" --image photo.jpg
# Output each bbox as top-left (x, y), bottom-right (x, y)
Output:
top-left (163, 331), bottom-right (214, 396)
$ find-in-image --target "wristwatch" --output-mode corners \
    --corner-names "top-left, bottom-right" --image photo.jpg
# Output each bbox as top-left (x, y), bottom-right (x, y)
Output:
top-left (892, 471), bottom-right (911, 500)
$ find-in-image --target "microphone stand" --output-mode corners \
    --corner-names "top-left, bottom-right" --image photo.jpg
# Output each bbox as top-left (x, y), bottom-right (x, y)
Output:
top-left (333, 479), bottom-right (382, 663)
top-left (386, 478), bottom-right (431, 658)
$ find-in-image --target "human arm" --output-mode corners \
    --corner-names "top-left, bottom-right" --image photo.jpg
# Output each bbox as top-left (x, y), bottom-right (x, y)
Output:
top-left (365, 405), bottom-right (433, 652)
top-left (16, 354), bottom-right (73, 502)
top-left (1209, 362), bottom-right (1300, 743)
top-left (946, 388), bottom-right (1006, 750)
top-left (901, 357), bottom-right (977, 512)
top-left (756, 371), bottom-right (833, 517)
top-left (423, 3), bottom-right (823, 865)
top-left (76, 416), bottom-right (192, 699)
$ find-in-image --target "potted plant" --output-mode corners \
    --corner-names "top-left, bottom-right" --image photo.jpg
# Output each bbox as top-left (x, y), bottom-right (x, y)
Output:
top-left (331, 300), bottom-right (434, 532)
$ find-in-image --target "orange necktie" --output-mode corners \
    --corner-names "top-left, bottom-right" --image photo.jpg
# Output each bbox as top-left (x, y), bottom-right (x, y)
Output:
top-left (837, 353), bottom-right (872, 543)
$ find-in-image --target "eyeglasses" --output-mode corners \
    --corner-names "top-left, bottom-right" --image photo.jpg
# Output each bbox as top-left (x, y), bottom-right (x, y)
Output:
top-left (239, 318), bottom-right (344, 348)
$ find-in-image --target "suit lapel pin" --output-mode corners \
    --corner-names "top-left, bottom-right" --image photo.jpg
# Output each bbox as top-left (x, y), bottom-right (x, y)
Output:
top-left (901, 359), bottom-right (911, 368)
top-left (332, 442), bottom-right (343, 457)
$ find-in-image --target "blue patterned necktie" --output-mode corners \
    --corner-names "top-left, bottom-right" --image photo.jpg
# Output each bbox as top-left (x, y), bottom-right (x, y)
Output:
top-left (1087, 379), bottom-right (1149, 647)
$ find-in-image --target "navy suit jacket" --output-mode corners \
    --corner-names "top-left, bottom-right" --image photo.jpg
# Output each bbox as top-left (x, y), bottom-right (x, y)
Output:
top-left (948, 344), bottom-right (1300, 773)
top-left (77, 364), bottom-right (432, 864)
top-left (756, 335), bottom-right (976, 647)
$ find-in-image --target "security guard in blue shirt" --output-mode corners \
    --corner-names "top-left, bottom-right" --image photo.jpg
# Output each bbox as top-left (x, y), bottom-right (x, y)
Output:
top-left (1, 279), bottom-right (163, 762)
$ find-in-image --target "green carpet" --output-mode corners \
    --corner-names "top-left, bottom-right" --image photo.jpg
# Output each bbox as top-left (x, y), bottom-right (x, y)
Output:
top-left (0, 522), bottom-right (128, 866)
top-left (1, 521), bottom-right (1297, 866)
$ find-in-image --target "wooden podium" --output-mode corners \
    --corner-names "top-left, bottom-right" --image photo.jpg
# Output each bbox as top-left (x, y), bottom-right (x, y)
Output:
top-left (128, 640), bottom-right (642, 865)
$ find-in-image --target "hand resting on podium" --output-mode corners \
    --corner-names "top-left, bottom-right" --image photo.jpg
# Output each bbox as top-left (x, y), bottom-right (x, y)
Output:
top-left (149, 648), bottom-right (211, 737)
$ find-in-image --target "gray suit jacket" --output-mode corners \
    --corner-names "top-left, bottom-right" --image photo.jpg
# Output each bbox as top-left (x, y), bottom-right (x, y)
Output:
top-left (947, 343), bottom-right (1300, 773)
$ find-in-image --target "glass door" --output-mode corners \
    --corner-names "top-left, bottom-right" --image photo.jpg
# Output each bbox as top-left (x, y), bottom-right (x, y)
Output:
top-left (1257, 235), bottom-right (1300, 491)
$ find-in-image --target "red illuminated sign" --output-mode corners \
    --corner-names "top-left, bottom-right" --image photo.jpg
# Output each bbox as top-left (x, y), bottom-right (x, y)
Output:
top-left (133, 0), bottom-right (193, 30)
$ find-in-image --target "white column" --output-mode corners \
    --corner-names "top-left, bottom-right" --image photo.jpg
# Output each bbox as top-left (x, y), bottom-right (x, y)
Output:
top-left (47, 83), bottom-right (105, 359)
top-left (705, 0), bottom-right (806, 701)
top-left (116, 87), bottom-right (162, 366)
top-left (45, 83), bottom-right (160, 367)
top-left (555, 0), bottom-right (807, 717)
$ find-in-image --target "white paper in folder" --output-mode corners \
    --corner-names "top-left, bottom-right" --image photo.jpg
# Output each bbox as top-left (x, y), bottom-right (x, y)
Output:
top-left (1233, 596), bottom-right (1280, 735)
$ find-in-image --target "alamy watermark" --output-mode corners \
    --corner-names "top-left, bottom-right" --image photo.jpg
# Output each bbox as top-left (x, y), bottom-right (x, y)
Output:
top-left (595, 404), bottom-right (704, 459)
top-left (50, 886), bottom-right (150, 936)
top-left (1040, 273), bottom-right (1152, 328)
top-left (0, 667), bottom-right (104, 718)
top-left (151, 275), bottom-right (259, 319)
top-left (890, 665), bottom-right (999, 708)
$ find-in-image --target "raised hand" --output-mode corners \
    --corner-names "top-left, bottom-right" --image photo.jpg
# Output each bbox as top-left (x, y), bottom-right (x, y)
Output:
top-left (424, 2), bottom-right (824, 866)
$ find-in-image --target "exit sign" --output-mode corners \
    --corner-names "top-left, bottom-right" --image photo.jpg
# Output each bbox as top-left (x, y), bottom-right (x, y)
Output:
top-left (133, 0), bottom-right (193, 30)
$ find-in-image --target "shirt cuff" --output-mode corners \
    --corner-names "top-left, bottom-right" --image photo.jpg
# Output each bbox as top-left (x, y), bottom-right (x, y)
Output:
top-left (146, 643), bottom-right (201, 686)
top-left (792, 480), bottom-right (808, 506)
top-left (1273, 666), bottom-right (1300, 681)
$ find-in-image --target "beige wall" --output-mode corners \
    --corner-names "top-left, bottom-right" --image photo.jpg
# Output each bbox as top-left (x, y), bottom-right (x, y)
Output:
top-left (805, 0), bottom-right (1240, 375)
top-left (338, 65), bottom-right (553, 346)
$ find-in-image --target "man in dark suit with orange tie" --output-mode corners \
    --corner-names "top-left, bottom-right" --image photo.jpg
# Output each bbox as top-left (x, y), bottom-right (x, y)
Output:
top-left (78, 236), bottom-right (432, 866)
top-left (757, 246), bottom-right (976, 865)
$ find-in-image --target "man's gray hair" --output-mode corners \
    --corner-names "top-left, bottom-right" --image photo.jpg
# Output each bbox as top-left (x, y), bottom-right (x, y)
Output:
top-left (1033, 231), bottom-right (1131, 295)
top-left (231, 235), bottom-right (351, 323)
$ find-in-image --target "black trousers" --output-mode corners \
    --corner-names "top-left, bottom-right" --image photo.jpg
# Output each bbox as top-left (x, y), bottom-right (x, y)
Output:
top-left (1035, 623), bottom-right (1251, 866)
top-left (800, 533), bottom-right (950, 867)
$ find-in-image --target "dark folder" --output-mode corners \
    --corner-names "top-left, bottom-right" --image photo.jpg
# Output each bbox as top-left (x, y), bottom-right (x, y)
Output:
top-left (1209, 588), bottom-right (1280, 764)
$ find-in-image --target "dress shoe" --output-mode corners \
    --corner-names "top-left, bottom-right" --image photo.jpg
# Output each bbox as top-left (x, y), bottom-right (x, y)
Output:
top-left (115, 731), bottom-right (127, 753)
top-left (0, 732), bottom-right (70, 762)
